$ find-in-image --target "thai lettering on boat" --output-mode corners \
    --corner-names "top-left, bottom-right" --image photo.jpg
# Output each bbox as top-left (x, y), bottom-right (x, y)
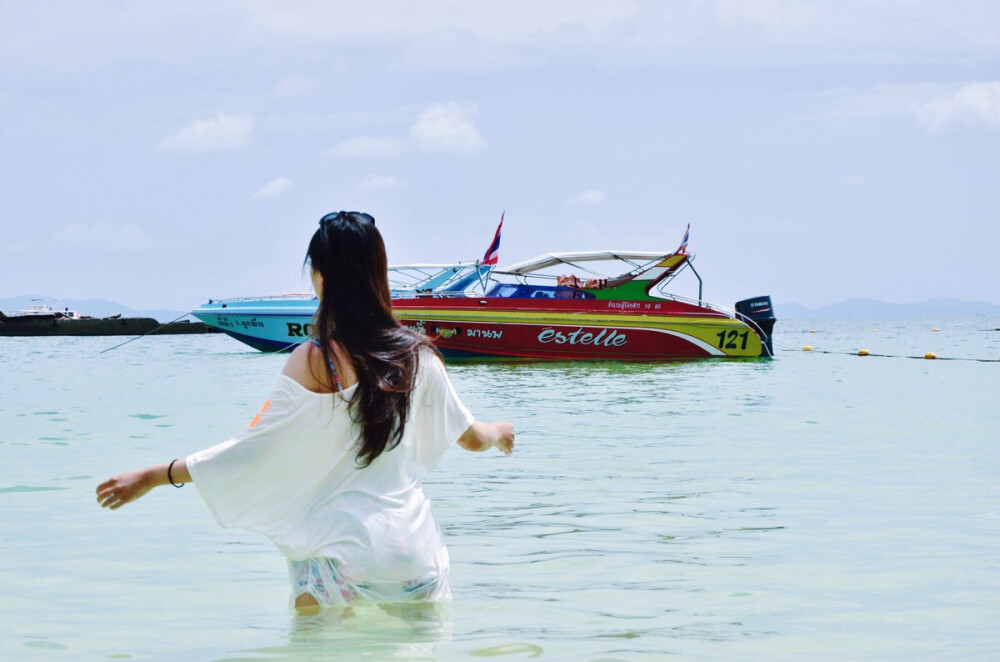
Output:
top-left (607, 301), bottom-right (642, 311)
top-left (467, 328), bottom-right (503, 340)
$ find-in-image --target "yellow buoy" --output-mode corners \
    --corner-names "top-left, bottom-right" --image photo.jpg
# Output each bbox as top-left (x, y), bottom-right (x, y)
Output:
top-left (803, 346), bottom-right (813, 352)
top-left (858, 349), bottom-right (869, 356)
top-left (933, 328), bottom-right (940, 332)
top-left (924, 352), bottom-right (937, 360)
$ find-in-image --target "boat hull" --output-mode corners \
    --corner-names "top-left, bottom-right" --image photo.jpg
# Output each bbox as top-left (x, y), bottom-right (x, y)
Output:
top-left (393, 299), bottom-right (763, 359)
top-left (191, 298), bottom-right (318, 352)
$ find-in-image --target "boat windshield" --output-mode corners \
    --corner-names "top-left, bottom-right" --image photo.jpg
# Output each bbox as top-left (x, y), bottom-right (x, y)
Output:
top-left (388, 263), bottom-right (491, 297)
top-left (485, 283), bottom-right (595, 300)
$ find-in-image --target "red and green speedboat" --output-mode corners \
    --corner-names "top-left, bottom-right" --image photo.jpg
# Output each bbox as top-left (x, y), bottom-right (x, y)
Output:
top-left (394, 246), bottom-right (775, 360)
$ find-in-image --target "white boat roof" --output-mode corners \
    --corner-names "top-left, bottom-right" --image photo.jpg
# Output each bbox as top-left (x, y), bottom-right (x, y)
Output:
top-left (498, 251), bottom-right (675, 275)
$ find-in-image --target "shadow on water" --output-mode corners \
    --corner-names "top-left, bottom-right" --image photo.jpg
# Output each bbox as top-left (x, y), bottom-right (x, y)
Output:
top-left (220, 602), bottom-right (455, 661)
top-left (445, 355), bottom-right (773, 368)
top-left (447, 355), bottom-right (776, 385)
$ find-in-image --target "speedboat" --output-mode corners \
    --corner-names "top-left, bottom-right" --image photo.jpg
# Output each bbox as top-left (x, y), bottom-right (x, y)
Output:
top-left (193, 216), bottom-right (504, 352)
top-left (191, 262), bottom-right (493, 352)
top-left (394, 239), bottom-right (775, 360)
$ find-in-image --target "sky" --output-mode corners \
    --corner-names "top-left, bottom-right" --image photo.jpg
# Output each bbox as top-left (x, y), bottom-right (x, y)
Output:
top-left (2, 1), bottom-right (998, 312)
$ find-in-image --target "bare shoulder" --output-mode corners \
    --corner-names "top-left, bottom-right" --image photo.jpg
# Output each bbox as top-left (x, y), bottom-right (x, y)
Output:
top-left (281, 342), bottom-right (325, 392)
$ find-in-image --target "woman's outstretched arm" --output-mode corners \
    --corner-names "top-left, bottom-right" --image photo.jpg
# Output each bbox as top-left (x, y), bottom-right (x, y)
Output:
top-left (457, 421), bottom-right (515, 455)
top-left (96, 459), bottom-right (191, 510)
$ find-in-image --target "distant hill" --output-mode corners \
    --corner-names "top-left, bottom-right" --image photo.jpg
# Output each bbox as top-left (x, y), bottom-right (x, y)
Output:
top-left (0, 296), bottom-right (189, 323)
top-left (776, 297), bottom-right (1000, 319)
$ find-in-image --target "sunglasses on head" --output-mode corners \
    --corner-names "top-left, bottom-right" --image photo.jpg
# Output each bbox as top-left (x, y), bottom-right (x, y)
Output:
top-left (319, 211), bottom-right (375, 226)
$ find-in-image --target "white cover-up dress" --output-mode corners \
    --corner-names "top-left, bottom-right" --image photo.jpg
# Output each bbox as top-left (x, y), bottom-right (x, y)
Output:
top-left (186, 350), bottom-right (474, 606)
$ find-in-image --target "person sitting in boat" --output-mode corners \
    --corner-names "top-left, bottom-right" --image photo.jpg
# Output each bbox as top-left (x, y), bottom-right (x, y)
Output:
top-left (556, 274), bottom-right (607, 290)
top-left (97, 211), bottom-right (515, 613)
top-left (556, 274), bottom-right (581, 288)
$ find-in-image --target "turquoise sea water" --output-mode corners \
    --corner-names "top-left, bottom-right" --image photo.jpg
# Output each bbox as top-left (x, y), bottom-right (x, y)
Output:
top-left (1, 318), bottom-right (998, 661)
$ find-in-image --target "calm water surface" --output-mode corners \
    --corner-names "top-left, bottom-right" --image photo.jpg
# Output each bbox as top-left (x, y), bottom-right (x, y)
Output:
top-left (1, 318), bottom-right (998, 660)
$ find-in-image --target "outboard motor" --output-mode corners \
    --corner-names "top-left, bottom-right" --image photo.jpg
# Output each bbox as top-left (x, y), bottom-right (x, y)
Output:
top-left (735, 296), bottom-right (776, 357)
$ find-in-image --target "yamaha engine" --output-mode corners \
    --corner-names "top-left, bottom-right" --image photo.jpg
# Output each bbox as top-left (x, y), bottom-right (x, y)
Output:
top-left (735, 296), bottom-right (776, 357)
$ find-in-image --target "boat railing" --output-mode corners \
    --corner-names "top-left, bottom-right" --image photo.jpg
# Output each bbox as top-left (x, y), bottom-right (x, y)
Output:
top-left (651, 290), bottom-right (735, 316)
top-left (389, 264), bottom-right (464, 291)
top-left (206, 294), bottom-right (317, 305)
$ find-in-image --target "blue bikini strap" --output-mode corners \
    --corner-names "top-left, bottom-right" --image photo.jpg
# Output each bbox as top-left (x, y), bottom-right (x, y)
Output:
top-left (311, 339), bottom-right (343, 392)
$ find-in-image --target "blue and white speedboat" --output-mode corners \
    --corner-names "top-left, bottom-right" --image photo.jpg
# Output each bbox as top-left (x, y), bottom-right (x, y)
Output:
top-left (192, 262), bottom-right (493, 352)
top-left (192, 215), bottom-right (505, 352)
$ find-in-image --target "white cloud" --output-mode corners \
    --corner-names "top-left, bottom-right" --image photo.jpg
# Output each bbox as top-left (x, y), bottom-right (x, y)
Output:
top-left (328, 101), bottom-right (484, 158)
top-left (915, 82), bottom-right (1000, 131)
top-left (158, 112), bottom-right (255, 154)
top-left (833, 81), bottom-right (1000, 132)
top-left (54, 221), bottom-right (154, 252)
top-left (831, 83), bottom-right (937, 121)
top-left (359, 173), bottom-right (399, 190)
top-left (327, 136), bottom-right (408, 159)
top-left (409, 101), bottom-right (484, 154)
top-left (252, 177), bottom-right (292, 199)
top-left (273, 75), bottom-right (315, 98)
top-left (568, 190), bottom-right (607, 205)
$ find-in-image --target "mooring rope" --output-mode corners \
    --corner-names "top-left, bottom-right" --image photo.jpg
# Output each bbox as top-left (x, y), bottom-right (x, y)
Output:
top-left (99, 311), bottom-right (193, 354)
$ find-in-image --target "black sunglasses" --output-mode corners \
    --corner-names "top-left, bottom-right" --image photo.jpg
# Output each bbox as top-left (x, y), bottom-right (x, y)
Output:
top-left (319, 211), bottom-right (375, 226)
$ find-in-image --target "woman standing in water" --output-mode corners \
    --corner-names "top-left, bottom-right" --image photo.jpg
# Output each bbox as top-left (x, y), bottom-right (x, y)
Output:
top-left (97, 211), bottom-right (515, 613)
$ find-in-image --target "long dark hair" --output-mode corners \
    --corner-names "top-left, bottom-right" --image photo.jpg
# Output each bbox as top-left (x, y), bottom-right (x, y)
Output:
top-left (305, 211), bottom-right (436, 467)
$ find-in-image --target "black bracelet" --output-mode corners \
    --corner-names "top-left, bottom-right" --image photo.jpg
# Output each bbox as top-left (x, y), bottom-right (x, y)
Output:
top-left (168, 459), bottom-right (185, 488)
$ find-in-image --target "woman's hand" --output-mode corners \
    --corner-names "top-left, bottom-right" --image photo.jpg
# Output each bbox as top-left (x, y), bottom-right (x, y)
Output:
top-left (458, 421), bottom-right (515, 455)
top-left (97, 460), bottom-right (190, 509)
top-left (492, 422), bottom-right (515, 455)
top-left (96, 468), bottom-right (157, 510)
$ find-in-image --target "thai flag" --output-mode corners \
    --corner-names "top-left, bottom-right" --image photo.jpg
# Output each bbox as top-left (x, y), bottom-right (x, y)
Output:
top-left (677, 223), bottom-right (690, 254)
top-left (481, 212), bottom-right (503, 265)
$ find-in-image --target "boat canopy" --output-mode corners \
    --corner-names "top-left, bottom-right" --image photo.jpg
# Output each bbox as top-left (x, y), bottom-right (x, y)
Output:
top-left (485, 249), bottom-right (698, 302)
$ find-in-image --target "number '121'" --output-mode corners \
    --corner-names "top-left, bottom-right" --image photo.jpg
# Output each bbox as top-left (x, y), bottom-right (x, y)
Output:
top-left (716, 329), bottom-right (749, 350)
